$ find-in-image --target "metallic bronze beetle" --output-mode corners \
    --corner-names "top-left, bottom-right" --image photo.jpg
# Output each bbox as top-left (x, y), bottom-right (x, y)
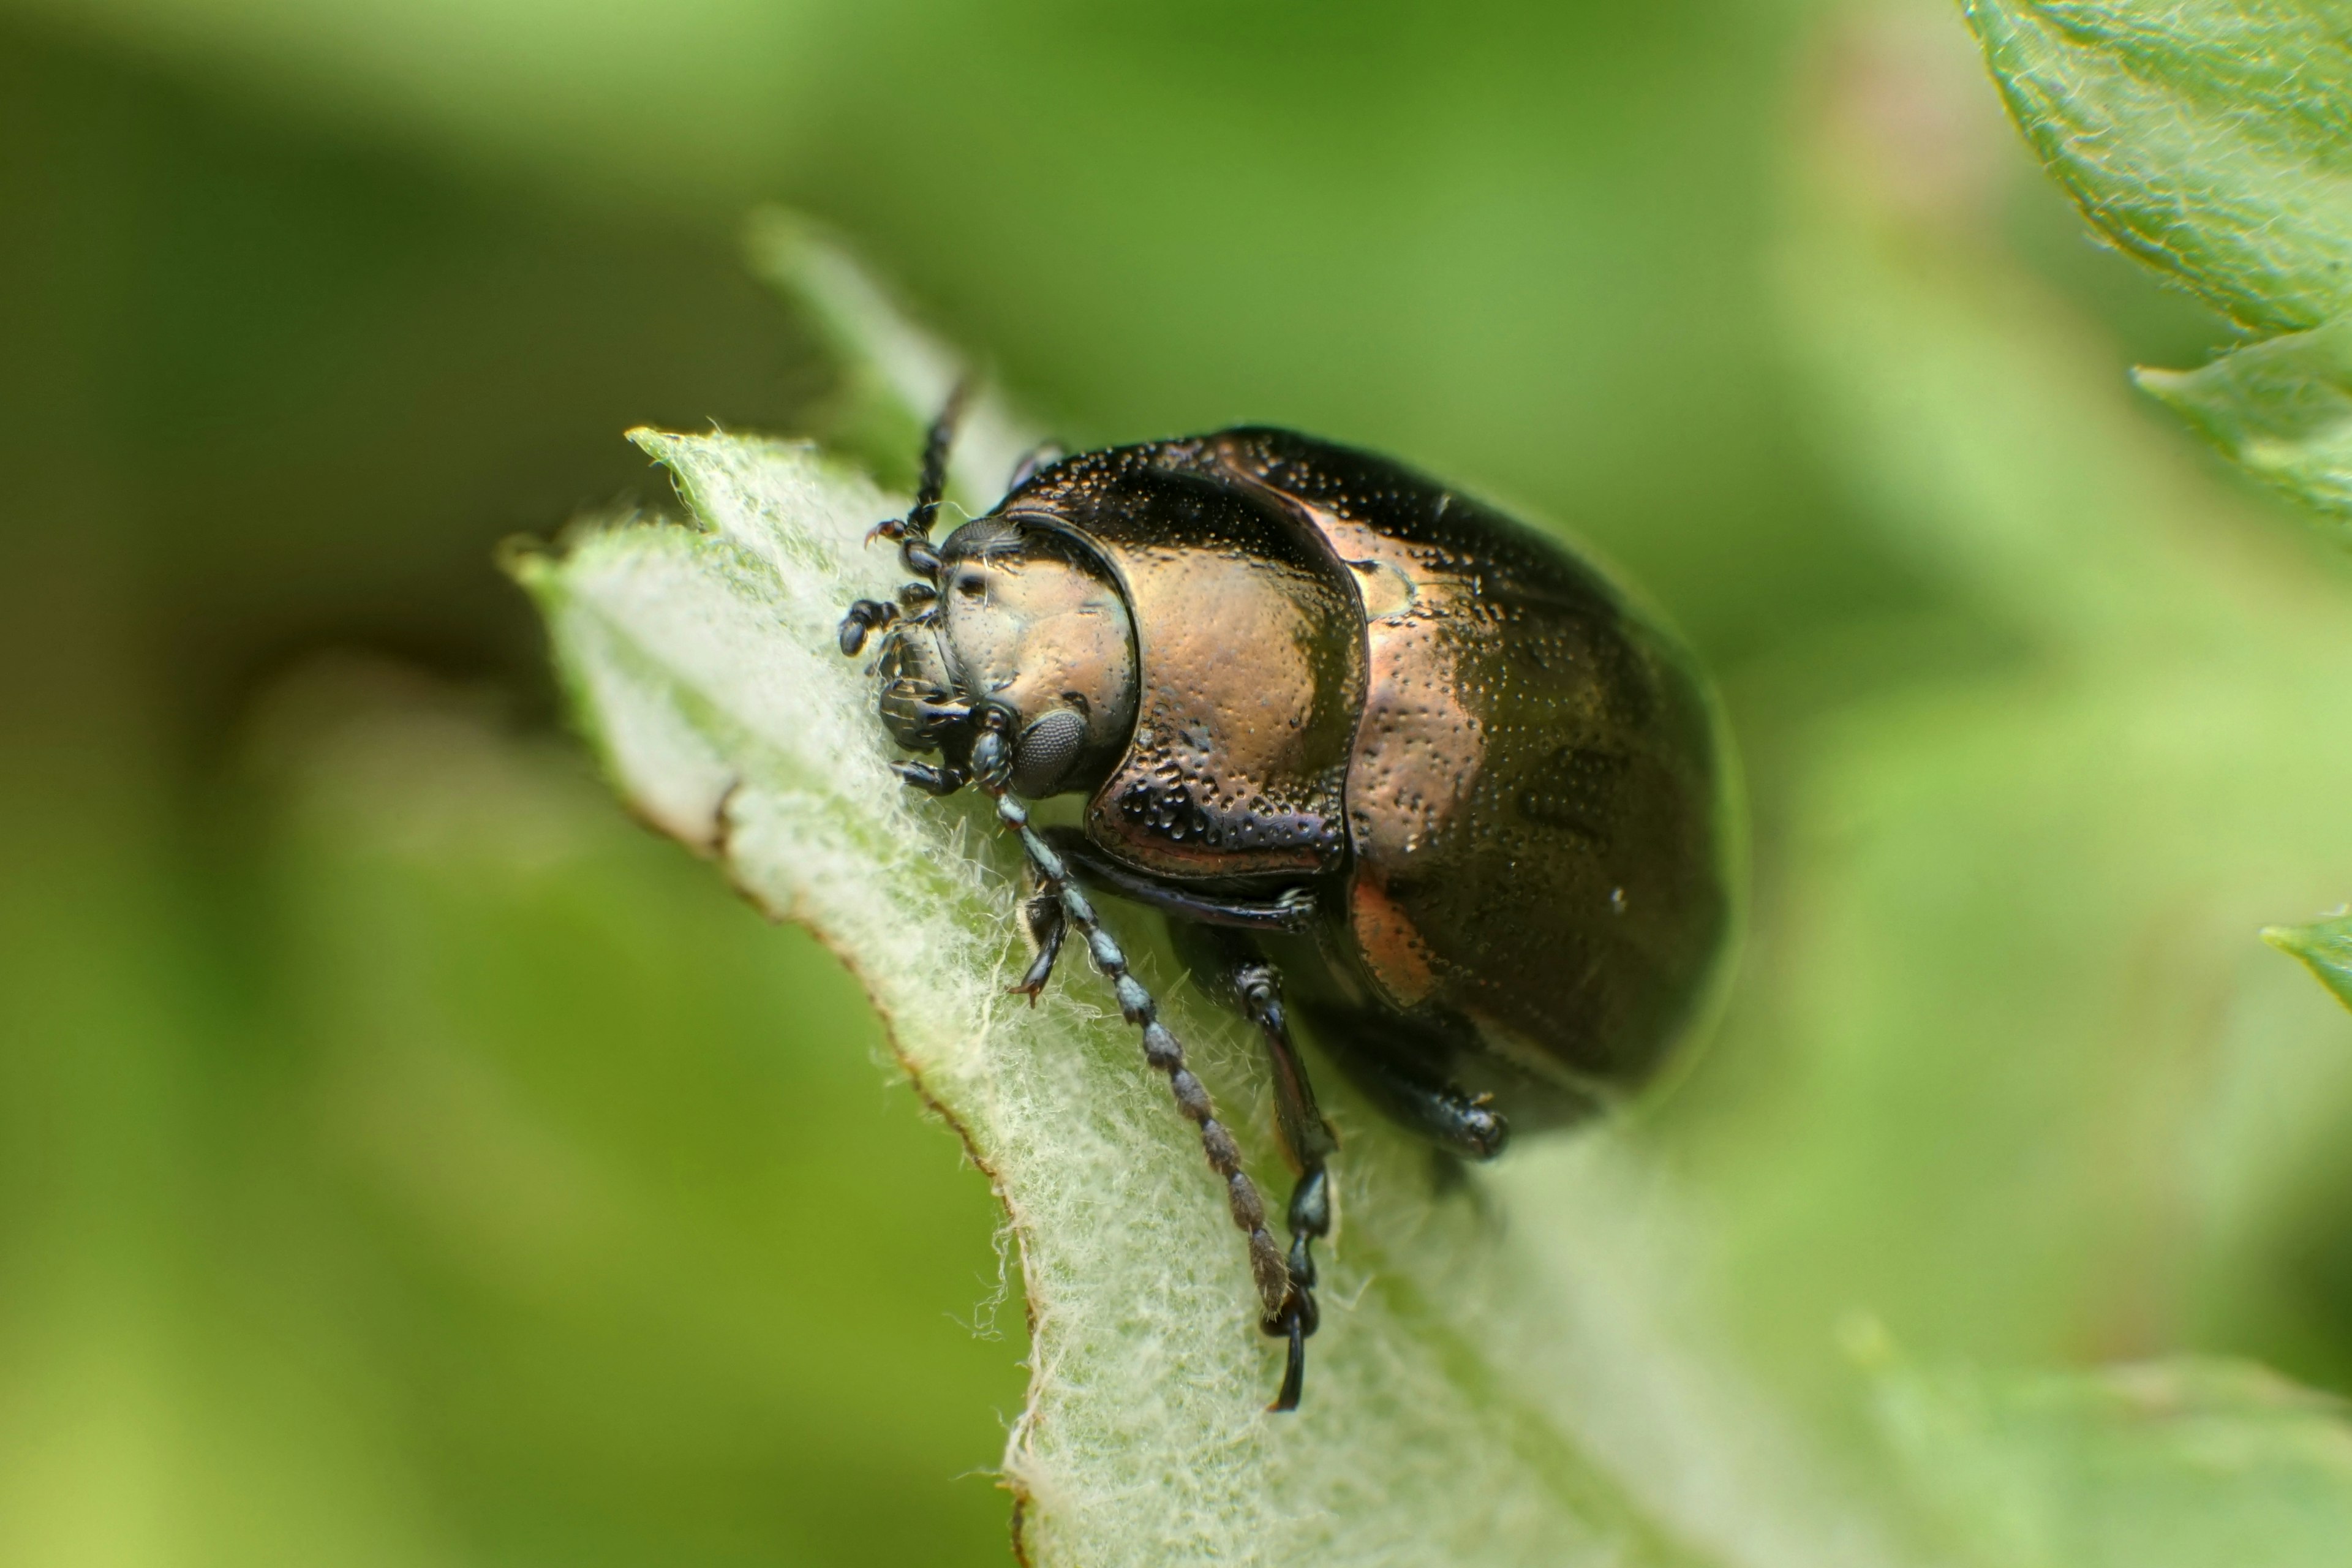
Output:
top-left (839, 401), bottom-right (1734, 1411)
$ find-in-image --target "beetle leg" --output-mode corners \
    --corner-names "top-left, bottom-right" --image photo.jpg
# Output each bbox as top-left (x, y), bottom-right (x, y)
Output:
top-left (837, 598), bottom-right (897, 656)
top-left (891, 760), bottom-right (968, 797)
top-left (1297, 1003), bottom-right (1515, 1161)
top-left (1009, 889), bottom-right (1066, 1004)
top-left (906, 378), bottom-right (970, 543)
top-left (1180, 928), bottom-right (1337, 1412)
top-left (1039, 829), bottom-right (1317, 933)
top-left (989, 794), bottom-right (1296, 1391)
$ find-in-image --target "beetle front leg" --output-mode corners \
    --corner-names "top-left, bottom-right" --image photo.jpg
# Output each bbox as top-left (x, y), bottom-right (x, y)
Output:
top-left (989, 794), bottom-right (1295, 1376)
top-left (891, 760), bottom-right (967, 796)
top-left (1010, 889), bottom-right (1065, 1003)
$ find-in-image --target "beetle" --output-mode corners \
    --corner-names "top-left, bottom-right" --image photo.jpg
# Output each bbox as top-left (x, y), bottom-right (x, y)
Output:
top-left (838, 394), bottom-right (1733, 1411)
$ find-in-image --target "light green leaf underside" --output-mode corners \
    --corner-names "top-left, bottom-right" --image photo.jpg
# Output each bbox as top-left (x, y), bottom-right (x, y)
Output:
top-left (1870, 1350), bottom-right (2352, 1568)
top-left (509, 429), bottom-right (1901, 1567)
top-left (2263, 911), bottom-right (2352, 1013)
top-left (1961, 0), bottom-right (2352, 337)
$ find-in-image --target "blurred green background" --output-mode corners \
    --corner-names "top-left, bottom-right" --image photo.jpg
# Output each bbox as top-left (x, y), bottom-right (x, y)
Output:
top-left (7, 0), bottom-right (2352, 1562)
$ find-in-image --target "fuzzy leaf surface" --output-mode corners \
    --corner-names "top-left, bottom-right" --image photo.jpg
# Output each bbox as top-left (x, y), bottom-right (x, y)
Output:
top-left (508, 426), bottom-right (1907, 1567)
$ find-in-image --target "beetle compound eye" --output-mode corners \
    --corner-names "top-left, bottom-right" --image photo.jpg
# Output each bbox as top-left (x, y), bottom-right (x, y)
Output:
top-left (1011, 708), bottom-right (1089, 797)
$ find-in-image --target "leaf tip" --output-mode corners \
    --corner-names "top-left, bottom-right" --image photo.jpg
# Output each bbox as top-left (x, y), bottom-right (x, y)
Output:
top-left (493, 532), bottom-right (557, 589)
top-left (2263, 910), bottom-right (2352, 1015)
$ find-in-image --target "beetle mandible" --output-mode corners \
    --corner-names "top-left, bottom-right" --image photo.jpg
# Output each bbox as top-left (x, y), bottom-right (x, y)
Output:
top-left (838, 394), bottom-right (1734, 1412)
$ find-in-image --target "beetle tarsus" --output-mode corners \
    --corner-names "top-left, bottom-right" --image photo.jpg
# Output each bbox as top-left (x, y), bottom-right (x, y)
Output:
top-left (838, 598), bottom-right (897, 656)
top-left (1269, 1312), bottom-right (1307, 1413)
top-left (891, 760), bottom-right (967, 796)
top-left (1010, 891), bottom-right (1065, 1003)
top-left (1216, 942), bottom-right (1337, 1412)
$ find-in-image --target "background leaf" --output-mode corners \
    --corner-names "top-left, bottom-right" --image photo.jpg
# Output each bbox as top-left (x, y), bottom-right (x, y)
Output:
top-left (2264, 913), bottom-right (2352, 1014)
top-left (1958, 0), bottom-right (2352, 1012)
top-left (2137, 320), bottom-right (2352, 525)
top-left (1960, 0), bottom-right (2352, 337)
top-left (1867, 1343), bottom-right (2352, 1568)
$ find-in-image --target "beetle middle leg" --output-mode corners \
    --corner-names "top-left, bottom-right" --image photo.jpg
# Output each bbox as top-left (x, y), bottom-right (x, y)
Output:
top-left (1039, 828), bottom-right (1316, 933)
top-left (1175, 924), bottom-right (1338, 1412)
top-left (1298, 1003), bottom-right (1514, 1161)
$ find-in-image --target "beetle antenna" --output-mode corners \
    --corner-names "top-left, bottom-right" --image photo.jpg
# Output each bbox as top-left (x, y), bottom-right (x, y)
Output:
top-left (864, 379), bottom-right (974, 582)
top-left (907, 377), bottom-right (971, 543)
top-left (990, 789), bottom-right (1298, 1398)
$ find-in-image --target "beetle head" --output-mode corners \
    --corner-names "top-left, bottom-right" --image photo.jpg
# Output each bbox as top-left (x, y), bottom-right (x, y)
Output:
top-left (875, 518), bottom-right (1137, 799)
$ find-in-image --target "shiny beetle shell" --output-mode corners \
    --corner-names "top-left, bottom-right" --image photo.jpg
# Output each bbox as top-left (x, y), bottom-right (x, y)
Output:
top-left (846, 418), bottom-right (1736, 1410)
top-left (945, 427), bottom-right (1733, 1129)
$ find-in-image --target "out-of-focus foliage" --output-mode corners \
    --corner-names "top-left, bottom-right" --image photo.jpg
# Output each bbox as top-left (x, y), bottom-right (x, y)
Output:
top-left (2140, 323), bottom-right (2352, 527)
top-left (10, 0), bottom-right (2352, 1561)
top-left (0, 657), bottom-right (1023, 1566)
top-left (1868, 1340), bottom-right (2352, 1568)
top-left (1961, 0), bottom-right (2352, 1017)
top-left (1716, 9), bottom-right (2352, 1408)
top-left (1962, 0), bottom-right (2352, 533)
top-left (2266, 914), bottom-right (2352, 1016)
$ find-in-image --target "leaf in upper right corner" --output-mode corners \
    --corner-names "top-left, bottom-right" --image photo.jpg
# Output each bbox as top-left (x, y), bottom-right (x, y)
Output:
top-left (2136, 318), bottom-right (2352, 529)
top-left (2264, 909), bottom-right (2352, 1013)
top-left (1871, 1355), bottom-right (2352, 1568)
top-left (1961, 0), bottom-right (2352, 337)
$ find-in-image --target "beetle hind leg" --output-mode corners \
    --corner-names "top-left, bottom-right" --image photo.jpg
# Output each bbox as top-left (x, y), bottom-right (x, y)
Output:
top-left (1172, 926), bottom-right (1338, 1411)
top-left (1235, 952), bottom-right (1336, 1413)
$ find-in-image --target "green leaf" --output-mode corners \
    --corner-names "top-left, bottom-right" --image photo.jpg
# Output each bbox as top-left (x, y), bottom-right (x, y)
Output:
top-left (1864, 1341), bottom-right (2352, 1568)
top-left (1752, 16), bottom-right (2352, 1400)
top-left (505, 228), bottom-right (1923, 1567)
top-left (510, 428), bottom-right (1893, 1566)
top-left (2264, 910), bottom-right (2352, 1012)
top-left (2137, 320), bottom-right (2352, 525)
top-left (1961, 0), bottom-right (2352, 535)
top-left (1960, 0), bottom-right (2352, 337)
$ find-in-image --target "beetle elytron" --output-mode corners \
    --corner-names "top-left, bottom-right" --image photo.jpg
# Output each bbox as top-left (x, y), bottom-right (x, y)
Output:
top-left (839, 396), bottom-right (1732, 1411)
